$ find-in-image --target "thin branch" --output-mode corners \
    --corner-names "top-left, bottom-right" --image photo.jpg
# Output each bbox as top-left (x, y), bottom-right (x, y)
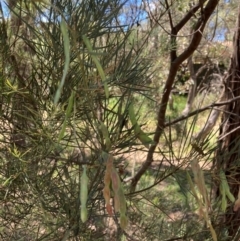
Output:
top-left (130, 0), bottom-right (220, 191)
top-left (218, 126), bottom-right (240, 141)
top-left (174, 3), bottom-right (201, 33)
top-left (165, 94), bottom-right (240, 127)
top-left (176, 0), bottom-right (220, 65)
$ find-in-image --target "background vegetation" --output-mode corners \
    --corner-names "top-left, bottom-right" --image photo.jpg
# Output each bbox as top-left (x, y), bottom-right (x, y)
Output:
top-left (0, 0), bottom-right (240, 240)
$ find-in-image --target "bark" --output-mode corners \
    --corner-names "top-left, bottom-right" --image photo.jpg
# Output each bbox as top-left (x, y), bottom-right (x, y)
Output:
top-left (130, 0), bottom-right (220, 191)
top-left (216, 5), bottom-right (240, 238)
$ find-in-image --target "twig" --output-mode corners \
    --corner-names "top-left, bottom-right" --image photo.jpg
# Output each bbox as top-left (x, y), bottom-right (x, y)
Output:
top-left (165, 94), bottom-right (240, 127)
top-left (218, 126), bottom-right (240, 141)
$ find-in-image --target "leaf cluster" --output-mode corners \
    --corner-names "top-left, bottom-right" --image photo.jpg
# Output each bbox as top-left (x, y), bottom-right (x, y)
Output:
top-left (0, 0), bottom-right (151, 240)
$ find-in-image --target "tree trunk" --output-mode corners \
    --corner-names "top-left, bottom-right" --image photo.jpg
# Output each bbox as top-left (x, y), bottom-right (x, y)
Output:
top-left (216, 5), bottom-right (240, 238)
top-left (130, 0), bottom-right (220, 191)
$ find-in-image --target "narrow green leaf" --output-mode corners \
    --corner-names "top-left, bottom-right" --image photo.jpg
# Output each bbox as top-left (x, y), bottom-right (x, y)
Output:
top-left (3, 176), bottom-right (13, 187)
top-left (80, 165), bottom-right (88, 223)
top-left (58, 91), bottom-right (75, 141)
top-left (82, 35), bottom-right (109, 99)
top-left (54, 20), bottom-right (70, 105)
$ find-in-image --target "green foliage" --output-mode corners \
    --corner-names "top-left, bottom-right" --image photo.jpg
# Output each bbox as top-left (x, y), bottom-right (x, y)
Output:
top-left (0, 0), bottom-right (151, 239)
top-left (0, 0), bottom-right (238, 240)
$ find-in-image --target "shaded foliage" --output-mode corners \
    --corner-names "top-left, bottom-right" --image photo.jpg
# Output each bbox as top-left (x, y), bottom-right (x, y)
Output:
top-left (0, 0), bottom-right (152, 240)
top-left (1, 0), bottom-right (240, 241)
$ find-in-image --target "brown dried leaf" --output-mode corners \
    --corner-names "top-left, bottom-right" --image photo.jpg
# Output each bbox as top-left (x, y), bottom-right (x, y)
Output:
top-left (103, 154), bottom-right (114, 215)
top-left (106, 155), bottom-right (113, 171)
top-left (104, 170), bottom-right (111, 185)
top-left (106, 203), bottom-right (113, 216)
top-left (111, 167), bottom-right (121, 192)
top-left (103, 186), bottom-right (110, 203)
top-left (114, 192), bottom-right (120, 212)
